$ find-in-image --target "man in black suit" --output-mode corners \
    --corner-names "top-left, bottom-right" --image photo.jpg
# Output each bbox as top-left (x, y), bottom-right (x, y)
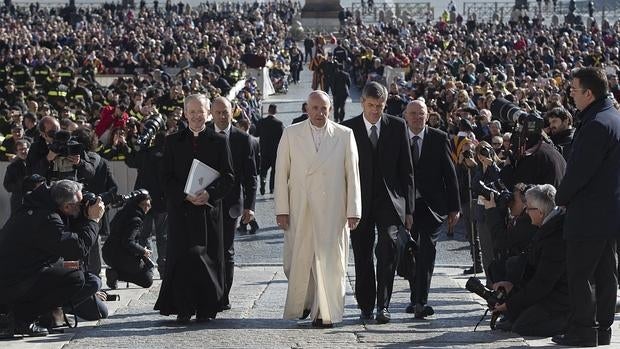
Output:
top-left (291, 102), bottom-right (308, 125)
top-left (553, 68), bottom-right (620, 347)
top-left (342, 82), bottom-right (414, 324)
top-left (403, 100), bottom-right (460, 318)
top-left (332, 64), bottom-right (351, 123)
top-left (255, 104), bottom-right (284, 195)
top-left (210, 97), bottom-right (257, 309)
top-left (235, 117), bottom-right (261, 235)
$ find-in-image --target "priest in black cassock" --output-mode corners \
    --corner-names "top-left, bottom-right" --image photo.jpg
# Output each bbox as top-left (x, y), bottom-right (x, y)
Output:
top-left (154, 94), bottom-right (234, 323)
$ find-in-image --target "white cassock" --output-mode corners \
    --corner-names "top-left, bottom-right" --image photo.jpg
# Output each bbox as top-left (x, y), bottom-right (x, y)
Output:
top-left (274, 119), bottom-right (361, 324)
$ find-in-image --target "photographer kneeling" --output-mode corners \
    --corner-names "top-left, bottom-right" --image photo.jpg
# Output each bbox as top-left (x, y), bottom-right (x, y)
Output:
top-left (490, 184), bottom-right (569, 337)
top-left (0, 180), bottom-right (105, 337)
top-left (102, 191), bottom-right (154, 289)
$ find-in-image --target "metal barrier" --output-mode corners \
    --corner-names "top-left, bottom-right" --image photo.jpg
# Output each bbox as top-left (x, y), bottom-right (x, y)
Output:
top-left (463, 1), bottom-right (620, 24)
top-left (349, 2), bottom-right (433, 23)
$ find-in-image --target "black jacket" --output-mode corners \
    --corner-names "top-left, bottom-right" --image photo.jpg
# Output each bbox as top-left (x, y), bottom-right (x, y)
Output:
top-left (550, 128), bottom-right (575, 161)
top-left (506, 210), bottom-right (569, 316)
top-left (342, 114), bottom-right (415, 224)
top-left (0, 185), bottom-right (99, 293)
top-left (125, 140), bottom-right (166, 213)
top-left (485, 207), bottom-right (537, 260)
top-left (501, 142), bottom-right (566, 189)
top-left (557, 98), bottom-right (620, 240)
top-left (255, 115), bottom-right (284, 161)
top-left (3, 157), bottom-right (27, 213)
top-left (103, 202), bottom-right (147, 271)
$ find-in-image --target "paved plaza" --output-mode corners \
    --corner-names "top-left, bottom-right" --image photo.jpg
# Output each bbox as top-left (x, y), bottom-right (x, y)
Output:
top-left (5, 61), bottom-right (620, 349)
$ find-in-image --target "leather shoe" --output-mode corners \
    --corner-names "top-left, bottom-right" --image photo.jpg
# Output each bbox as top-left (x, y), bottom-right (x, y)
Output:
top-left (16, 321), bottom-right (48, 337)
top-left (463, 265), bottom-right (483, 275)
top-left (299, 308), bottom-right (311, 320)
top-left (376, 308), bottom-right (391, 324)
top-left (105, 268), bottom-right (118, 290)
top-left (552, 331), bottom-right (597, 347)
top-left (219, 303), bottom-right (231, 311)
top-left (494, 317), bottom-right (513, 331)
top-left (311, 318), bottom-right (333, 328)
top-left (405, 303), bottom-right (416, 314)
top-left (359, 311), bottom-right (373, 321)
top-left (599, 328), bottom-right (612, 346)
top-left (176, 314), bottom-right (191, 324)
top-left (414, 304), bottom-right (434, 319)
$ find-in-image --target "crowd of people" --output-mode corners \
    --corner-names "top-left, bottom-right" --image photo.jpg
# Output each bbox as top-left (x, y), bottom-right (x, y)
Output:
top-left (1, 0), bottom-right (620, 347)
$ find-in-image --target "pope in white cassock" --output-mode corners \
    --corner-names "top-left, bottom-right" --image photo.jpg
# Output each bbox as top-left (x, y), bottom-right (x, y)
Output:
top-left (274, 90), bottom-right (361, 328)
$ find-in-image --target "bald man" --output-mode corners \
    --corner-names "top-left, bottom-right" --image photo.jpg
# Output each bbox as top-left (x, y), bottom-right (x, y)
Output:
top-left (209, 96), bottom-right (257, 310)
top-left (403, 100), bottom-right (460, 319)
top-left (275, 90), bottom-right (361, 327)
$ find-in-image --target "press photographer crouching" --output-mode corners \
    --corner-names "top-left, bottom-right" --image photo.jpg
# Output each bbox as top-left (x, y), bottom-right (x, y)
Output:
top-left (102, 190), bottom-right (154, 289)
top-left (489, 184), bottom-right (569, 337)
top-left (478, 182), bottom-right (537, 285)
top-left (0, 180), bottom-right (105, 338)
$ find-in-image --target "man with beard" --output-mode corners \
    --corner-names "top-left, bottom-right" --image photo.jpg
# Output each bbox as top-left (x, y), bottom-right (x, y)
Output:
top-left (546, 107), bottom-right (575, 161)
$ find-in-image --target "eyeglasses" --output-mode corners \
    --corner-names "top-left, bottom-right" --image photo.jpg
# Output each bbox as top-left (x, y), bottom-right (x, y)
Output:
top-left (570, 87), bottom-right (586, 92)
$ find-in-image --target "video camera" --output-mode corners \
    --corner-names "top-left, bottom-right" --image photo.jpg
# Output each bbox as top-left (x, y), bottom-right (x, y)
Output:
top-left (48, 130), bottom-right (83, 157)
top-left (134, 113), bottom-right (165, 151)
top-left (465, 277), bottom-right (508, 329)
top-left (490, 98), bottom-right (545, 159)
top-left (82, 188), bottom-right (149, 209)
top-left (478, 179), bottom-right (514, 209)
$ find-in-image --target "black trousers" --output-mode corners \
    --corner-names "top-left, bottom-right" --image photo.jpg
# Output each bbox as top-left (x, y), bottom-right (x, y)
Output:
top-left (222, 214), bottom-right (238, 306)
top-left (141, 210), bottom-right (168, 272)
top-left (65, 273), bottom-right (108, 321)
top-left (409, 200), bottom-right (442, 305)
top-left (566, 238), bottom-right (618, 331)
top-left (333, 94), bottom-right (347, 123)
top-left (511, 303), bottom-right (569, 337)
top-left (11, 267), bottom-right (85, 323)
top-left (351, 207), bottom-right (401, 313)
top-left (260, 155), bottom-right (276, 193)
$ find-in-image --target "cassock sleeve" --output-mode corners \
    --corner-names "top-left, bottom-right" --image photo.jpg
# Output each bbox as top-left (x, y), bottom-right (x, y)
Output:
top-left (345, 129), bottom-right (361, 219)
top-left (274, 128), bottom-right (291, 215)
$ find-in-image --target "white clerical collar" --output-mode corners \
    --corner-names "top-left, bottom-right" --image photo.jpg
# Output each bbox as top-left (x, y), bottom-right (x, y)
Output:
top-left (189, 124), bottom-right (206, 137)
top-left (214, 122), bottom-right (232, 136)
top-left (309, 120), bottom-right (327, 131)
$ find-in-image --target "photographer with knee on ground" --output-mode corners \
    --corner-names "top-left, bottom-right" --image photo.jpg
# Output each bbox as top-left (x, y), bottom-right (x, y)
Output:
top-left (490, 184), bottom-right (569, 337)
top-left (480, 182), bottom-right (537, 285)
top-left (0, 179), bottom-right (105, 337)
top-left (102, 190), bottom-right (154, 289)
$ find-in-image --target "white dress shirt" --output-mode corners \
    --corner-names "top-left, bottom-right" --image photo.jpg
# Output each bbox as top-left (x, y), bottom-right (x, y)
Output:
top-left (214, 122), bottom-right (232, 137)
top-left (362, 114), bottom-right (382, 138)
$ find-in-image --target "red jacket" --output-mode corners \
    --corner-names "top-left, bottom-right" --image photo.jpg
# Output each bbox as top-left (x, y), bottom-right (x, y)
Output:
top-left (95, 105), bottom-right (128, 137)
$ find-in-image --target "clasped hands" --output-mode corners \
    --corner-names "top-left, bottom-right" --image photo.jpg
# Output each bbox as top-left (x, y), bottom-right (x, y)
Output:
top-left (186, 189), bottom-right (210, 206)
top-left (275, 215), bottom-right (360, 231)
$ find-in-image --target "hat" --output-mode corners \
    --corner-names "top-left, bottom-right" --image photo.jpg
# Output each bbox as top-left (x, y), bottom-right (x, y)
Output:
top-left (459, 119), bottom-right (474, 133)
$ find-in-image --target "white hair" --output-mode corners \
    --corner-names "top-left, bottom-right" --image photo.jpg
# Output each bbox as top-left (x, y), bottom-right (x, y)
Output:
top-left (525, 184), bottom-right (557, 217)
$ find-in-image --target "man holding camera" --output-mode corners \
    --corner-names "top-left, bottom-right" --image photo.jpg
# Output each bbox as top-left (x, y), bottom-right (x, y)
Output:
top-left (490, 184), bottom-right (569, 337)
top-left (553, 67), bottom-right (620, 347)
top-left (0, 180), bottom-right (105, 337)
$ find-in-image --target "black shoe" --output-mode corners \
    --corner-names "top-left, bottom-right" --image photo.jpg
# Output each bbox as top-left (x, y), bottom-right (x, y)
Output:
top-left (414, 304), bottom-right (434, 319)
top-left (359, 311), bottom-right (374, 321)
top-left (249, 222), bottom-right (259, 235)
top-left (237, 225), bottom-right (248, 234)
top-left (599, 328), bottom-right (612, 346)
top-left (376, 308), bottom-right (390, 324)
top-left (259, 182), bottom-right (266, 195)
top-left (299, 308), bottom-right (311, 320)
top-left (15, 321), bottom-right (48, 337)
top-left (552, 331), bottom-right (598, 347)
top-left (106, 268), bottom-right (118, 290)
top-left (311, 318), bottom-right (333, 328)
top-left (176, 314), bottom-right (191, 324)
top-left (219, 304), bottom-right (231, 311)
top-left (196, 315), bottom-right (212, 323)
top-left (494, 317), bottom-right (513, 331)
top-left (463, 265), bottom-right (483, 275)
top-left (405, 303), bottom-right (416, 314)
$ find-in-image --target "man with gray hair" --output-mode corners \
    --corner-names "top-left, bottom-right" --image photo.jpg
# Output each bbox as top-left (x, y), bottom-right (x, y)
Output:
top-left (0, 179), bottom-right (105, 337)
top-left (490, 184), bottom-right (569, 337)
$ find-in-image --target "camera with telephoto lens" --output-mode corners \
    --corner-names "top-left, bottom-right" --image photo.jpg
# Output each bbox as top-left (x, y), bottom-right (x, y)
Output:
top-left (48, 130), bottom-right (83, 157)
top-left (478, 179), bottom-right (514, 209)
top-left (82, 188), bottom-right (149, 209)
top-left (490, 98), bottom-right (545, 158)
top-left (463, 149), bottom-right (474, 159)
top-left (134, 113), bottom-right (165, 151)
top-left (465, 277), bottom-right (508, 329)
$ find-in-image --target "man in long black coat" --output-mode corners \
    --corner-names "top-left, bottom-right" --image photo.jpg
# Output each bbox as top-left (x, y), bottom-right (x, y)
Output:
top-left (332, 64), bottom-right (351, 123)
top-left (403, 100), bottom-right (460, 318)
top-left (208, 96), bottom-right (257, 310)
top-left (553, 68), bottom-right (620, 347)
top-left (255, 104), bottom-right (283, 195)
top-left (154, 94), bottom-right (234, 323)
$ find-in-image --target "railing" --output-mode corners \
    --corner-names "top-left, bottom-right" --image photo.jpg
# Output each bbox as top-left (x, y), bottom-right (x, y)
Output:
top-left (463, 1), bottom-right (620, 24)
top-left (349, 2), bottom-right (433, 23)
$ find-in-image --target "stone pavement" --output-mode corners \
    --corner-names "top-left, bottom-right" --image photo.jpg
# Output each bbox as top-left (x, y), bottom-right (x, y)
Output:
top-left (9, 264), bottom-right (620, 348)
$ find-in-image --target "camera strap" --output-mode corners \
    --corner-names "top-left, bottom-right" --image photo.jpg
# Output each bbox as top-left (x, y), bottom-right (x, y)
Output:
top-left (473, 308), bottom-right (490, 332)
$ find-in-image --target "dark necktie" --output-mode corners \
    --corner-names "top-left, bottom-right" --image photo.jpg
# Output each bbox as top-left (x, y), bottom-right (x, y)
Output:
top-left (369, 125), bottom-right (378, 149)
top-left (411, 135), bottom-right (420, 164)
top-left (220, 130), bottom-right (226, 136)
